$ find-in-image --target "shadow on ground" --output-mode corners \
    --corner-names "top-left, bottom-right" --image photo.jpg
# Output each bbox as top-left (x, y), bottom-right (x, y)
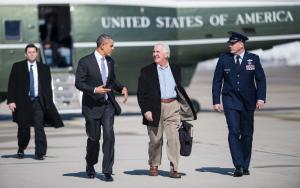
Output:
top-left (195, 167), bottom-right (234, 176)
top-left (124, 169), bottom-right (186, 177)
top-left (1, 154), bottom-right (35, 159)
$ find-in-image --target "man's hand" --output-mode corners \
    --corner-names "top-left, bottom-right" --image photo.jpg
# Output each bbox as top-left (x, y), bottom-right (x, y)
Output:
top-left (122, 87), bottom-right (128, 103)
top-left (144, 111), bottom-right (153, 121)
top-left (256, 100), bottom-right (265, 110)
top-left (8, 103), bottom-right (16, 112)
top-left (94, 85), bottom-right (111, 94)
top-left (213, 104), bottom-right (222, 112)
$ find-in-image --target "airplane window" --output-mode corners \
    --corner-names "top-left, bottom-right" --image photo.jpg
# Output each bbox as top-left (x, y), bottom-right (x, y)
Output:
top-left (4, 20), bottom-right (21, 40)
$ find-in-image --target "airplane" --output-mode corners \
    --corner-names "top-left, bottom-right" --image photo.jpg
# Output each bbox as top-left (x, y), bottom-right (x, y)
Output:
top-left (0, 0), bottom-right (300, 112)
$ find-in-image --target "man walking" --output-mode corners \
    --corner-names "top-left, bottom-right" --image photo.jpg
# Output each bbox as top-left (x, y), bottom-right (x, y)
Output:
top-left (137, 43), bottom-right (196, 178)
top-left (7, 43), bottom-right (63, 160)
top-left (212, 31), bottom-right (266, 177)
top-left (75, 34), bottom-right (128, 181)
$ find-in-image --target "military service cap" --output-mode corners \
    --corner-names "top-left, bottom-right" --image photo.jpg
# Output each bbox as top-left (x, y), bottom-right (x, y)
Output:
top-left (227, 31), bottom-right (249, 44)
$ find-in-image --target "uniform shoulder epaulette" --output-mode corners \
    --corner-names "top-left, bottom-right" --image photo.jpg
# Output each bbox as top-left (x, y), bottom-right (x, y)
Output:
top-left (219, 52), bottom-right (231, 58)
top-left (247, 52), bottom-right (259, 58)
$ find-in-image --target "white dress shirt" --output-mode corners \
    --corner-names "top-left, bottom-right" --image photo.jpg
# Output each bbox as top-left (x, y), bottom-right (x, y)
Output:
top-left (94, 50), bottom-right (108, 78)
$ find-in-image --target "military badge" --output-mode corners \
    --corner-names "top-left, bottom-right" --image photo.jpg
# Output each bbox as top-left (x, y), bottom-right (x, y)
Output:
top-left (246, 59), bottom-right (255, 70)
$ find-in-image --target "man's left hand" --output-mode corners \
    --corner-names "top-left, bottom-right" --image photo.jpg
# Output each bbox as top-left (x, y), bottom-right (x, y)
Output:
top-left (256, 100), bottom-right (265, 110)
top-left (122, 87), bottom-right (128, 103)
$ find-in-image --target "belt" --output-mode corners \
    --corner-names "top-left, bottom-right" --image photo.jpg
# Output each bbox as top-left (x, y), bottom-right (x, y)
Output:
top-left (161, 98), bottom-right (176, 103)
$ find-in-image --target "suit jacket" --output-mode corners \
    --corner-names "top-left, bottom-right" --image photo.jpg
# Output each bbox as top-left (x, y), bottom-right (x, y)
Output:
top-left (75, 53), bottom-right (124, 118)
top-left (137, 63), bottom-right (197, 127)
top-left (212, 51), bottom-right (266, 111)
top-left (7, 60), bottom-right (64, 128)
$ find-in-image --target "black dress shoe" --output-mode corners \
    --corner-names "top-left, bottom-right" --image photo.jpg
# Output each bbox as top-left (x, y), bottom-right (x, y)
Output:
top-left (233, 167), bottom-right (243, 177)
top-left (170, 170), bottom-right (182, 178)
top-left (243, 169), bottom-right (250, 175)
top-left (34, 154), bottom-right (45, 160)
top-left (103, 173), bottom-right (113, 182)
top-left (86, 164), bottom-right (96, 179)
top-left (17, 149), bottom-right (24, 159)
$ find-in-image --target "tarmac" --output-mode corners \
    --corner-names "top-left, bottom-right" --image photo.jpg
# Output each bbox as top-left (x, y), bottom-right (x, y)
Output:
top-left (0, 66), bottom-right (300, 188)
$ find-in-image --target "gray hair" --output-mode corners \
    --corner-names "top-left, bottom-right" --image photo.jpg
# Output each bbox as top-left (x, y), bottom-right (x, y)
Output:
top-left (155, 42), bottom-right (170, 58)
top-left (96, 34), bottom-right (113, 47)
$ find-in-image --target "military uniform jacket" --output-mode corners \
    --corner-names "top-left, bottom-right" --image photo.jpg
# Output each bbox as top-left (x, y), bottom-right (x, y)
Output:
top-left (212, 51), bottom-right (266, 111)
top-left (7, 60), bottom-right (64, 128)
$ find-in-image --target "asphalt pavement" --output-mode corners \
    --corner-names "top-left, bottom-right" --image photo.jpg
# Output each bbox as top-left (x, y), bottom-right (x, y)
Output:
top-left (0, 66), bottom-right (300, 188)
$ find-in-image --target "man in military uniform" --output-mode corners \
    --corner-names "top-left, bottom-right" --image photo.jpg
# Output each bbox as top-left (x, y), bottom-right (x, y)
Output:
top-left (212, 31), bottom-right (266, 177)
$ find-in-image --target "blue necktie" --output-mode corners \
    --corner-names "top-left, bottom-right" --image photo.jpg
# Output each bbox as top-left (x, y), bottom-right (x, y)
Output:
top-left (100, 57), bottom-right (107, 85)
top-left (29, 64), bottom-right (35, 100)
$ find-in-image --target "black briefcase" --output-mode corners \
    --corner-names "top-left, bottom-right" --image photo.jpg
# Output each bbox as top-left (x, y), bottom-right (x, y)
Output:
top-left (178, 121), bottom-right (193, 156)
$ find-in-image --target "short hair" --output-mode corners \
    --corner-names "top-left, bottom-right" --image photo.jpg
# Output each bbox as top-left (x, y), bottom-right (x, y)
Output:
top-left (25, 43), bottom-right (38, 53)
top-left (155, 43), bottom-right (170, 58)
top-left (96, 34), bottom-right (113, 48)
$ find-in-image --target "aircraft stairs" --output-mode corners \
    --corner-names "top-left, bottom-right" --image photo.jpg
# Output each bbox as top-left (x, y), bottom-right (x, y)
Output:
top-left (51, 71), bottom-right (81, 113)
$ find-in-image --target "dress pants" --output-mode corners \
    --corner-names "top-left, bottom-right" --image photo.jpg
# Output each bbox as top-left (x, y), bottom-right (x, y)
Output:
top-left (224, 109), bottom-right (254, 170)
top-left (147, 100), bottom-right (181, 171)
top-left (85, 103), bottom-right (115, 174)
top-left (18, 98), bottom-right (47, 155)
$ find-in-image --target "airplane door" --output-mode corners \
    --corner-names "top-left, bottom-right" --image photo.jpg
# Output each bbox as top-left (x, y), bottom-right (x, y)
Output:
top-left (38, 5), bottom-right (72, 68)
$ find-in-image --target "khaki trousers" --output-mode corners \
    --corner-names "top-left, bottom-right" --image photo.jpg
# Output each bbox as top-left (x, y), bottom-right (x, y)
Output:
top-left (147, 100), bottom-right (181, 171)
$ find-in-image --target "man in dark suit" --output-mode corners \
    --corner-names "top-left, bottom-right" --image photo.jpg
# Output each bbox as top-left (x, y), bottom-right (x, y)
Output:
top-left (212, 31), bottom-right (266, 177)
top-left (137, 43), bottom-right (197, 179)
top-left (7, 43), bottom-right (63, 160)
top-left (75, 34), bottom-right (128, 182)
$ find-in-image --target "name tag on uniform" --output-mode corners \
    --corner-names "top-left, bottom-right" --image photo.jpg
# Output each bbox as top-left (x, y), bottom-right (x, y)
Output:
top-left (224, 68), bottom-right (231, 74)
top-left (246, 59), bottom-right (255, 70)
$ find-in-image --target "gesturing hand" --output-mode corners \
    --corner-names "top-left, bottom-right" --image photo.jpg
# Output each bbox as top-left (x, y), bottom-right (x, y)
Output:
top-left (95, 85), bottom-right (111, 94)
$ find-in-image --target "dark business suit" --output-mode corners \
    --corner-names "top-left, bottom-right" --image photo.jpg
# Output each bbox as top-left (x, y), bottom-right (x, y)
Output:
top-left (75, 53), bottom-right (124, 174)
top-left (137, 63), bottom-right (197, 127)
top-left (212, 51), bottom-right (266, 170)
top-left (7, 60), bottom-right (63, 155)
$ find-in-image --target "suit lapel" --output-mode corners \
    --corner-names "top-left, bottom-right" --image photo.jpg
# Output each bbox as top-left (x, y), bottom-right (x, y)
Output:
top-left (90, 54), bottom-right (103, 84)
top-left (22, 60), bottom-right (30, 94)
top-left (106, 57), bottom-right (112, 82)
top-left (170, 64), bottom-right (179, 86)
top-left (152, 63), bottom-right (161, 95)
top-left (239, 51), bottom-right (249, 73)
top-left (37, 62), bottom-right (42, 95)
top-left (228, 54), bottom-right (238, 74)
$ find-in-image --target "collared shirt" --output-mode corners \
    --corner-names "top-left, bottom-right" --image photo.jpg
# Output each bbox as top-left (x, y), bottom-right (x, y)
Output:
top-left (27, 61), bottom-right (38, 97)
top-left (94, 50), bottom-right (108, 78)
top-left (234, 51), bottom-right (245, 64)
top-left (94, 51), bottom-right (109, 96)
top-left (157, 64), bottom-right (177, 99)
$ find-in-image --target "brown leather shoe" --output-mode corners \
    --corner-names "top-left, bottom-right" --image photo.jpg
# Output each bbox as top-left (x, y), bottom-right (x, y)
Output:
top-left (149, 166), bottom-right (158, 176)
top-left (170, 170), bottom-right (181, 178)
